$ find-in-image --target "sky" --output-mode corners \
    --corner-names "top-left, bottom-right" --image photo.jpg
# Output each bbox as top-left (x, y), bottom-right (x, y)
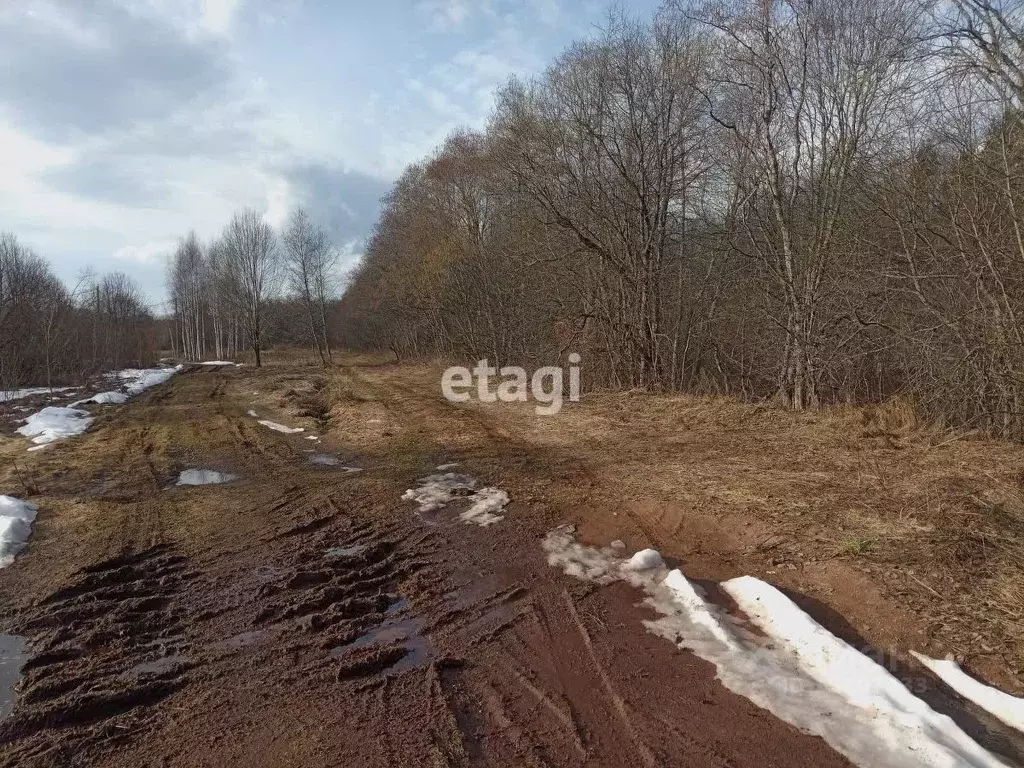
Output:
top-left (0, 0), bottom-right (661, 308)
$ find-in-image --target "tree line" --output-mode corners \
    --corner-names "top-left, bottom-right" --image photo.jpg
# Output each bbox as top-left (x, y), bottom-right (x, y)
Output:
top-left (165, 208), bottom-right (338, 367)
top-left (0, 233), bottom-right (157, 392)
top-left (337, 0), bottom-right (1024, 439)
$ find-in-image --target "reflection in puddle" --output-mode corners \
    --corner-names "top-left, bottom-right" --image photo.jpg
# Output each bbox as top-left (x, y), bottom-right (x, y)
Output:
top-left (330, 597), bottom-right (431, 674)
top-left (0, 634), bottom-right (26, 720)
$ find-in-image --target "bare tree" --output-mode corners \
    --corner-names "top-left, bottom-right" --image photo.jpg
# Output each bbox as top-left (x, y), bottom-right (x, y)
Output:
top-left (282, 209), bottom-right (337, 365)
top-left (222, 209), bottom-right (279, 367)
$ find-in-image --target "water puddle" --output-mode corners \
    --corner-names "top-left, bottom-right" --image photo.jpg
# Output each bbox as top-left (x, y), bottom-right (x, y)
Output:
top-left (0, 634), bottom-right (26, 720)
top-left (174, 469), bottom-right (239, 486)
top-left (330, 597), bottom-right (431, 674)
top-left (214, 629), bottom-right (270, 651)
top-left (325, 544), bottom-right (368, 558)
top-left (307, 453), bottom-right (362, 472)
top-left (124, 653), bottom-right (189, 678)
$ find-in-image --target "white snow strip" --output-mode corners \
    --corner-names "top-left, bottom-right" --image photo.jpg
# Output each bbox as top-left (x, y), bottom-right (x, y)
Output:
top-left (436, 462), bottom-right (460, 470)
top-left (113, 365), bottom-right (183, 396)
top-left (175, 469), bottom-right (238, 486)
top-left (246, 409), bottom-right (258, 417)
top-left (624, 548), bottom-right (664, 571)
top-left (0, 387), bottom-right (77, 403)
top-left (305, 435), bottom-right (319, 441)
top-left (0, 496), bottom-right (37, 567)
top-left (910, 652), bottom-right (1024, 734)
top-left (198, 361), bottom-right (237, 366)
top-left (16, 406), bottom-right (93, 444)
top-left (542, 529), bottom-right (1008, 768)
top-left (258, 420), bottom-right (304, 434)
top-left (459, 487), bottom-right (508, 527)
top-left (72, 391), bottom-right (128, 406)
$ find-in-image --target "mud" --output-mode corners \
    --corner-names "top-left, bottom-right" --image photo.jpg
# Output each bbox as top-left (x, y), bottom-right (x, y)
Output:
top-left (0, 362), bottom-right (1016, 766)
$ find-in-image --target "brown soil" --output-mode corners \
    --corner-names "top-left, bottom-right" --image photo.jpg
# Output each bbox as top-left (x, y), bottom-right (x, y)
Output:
top-left (0, 358), bottom-right (1020, 766)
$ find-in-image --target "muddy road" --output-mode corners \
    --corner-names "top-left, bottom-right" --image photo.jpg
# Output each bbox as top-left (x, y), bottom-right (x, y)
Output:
top-left (0, 362), bottom-right (1018, 766)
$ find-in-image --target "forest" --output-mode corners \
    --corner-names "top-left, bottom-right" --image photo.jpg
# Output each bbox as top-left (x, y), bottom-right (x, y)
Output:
top-left (7, 0), bottom-right (1024, 439)
top-left (337, 0), bottom-right (1024, 439)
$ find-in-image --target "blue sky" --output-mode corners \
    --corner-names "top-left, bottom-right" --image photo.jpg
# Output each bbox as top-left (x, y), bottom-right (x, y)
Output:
top-left (0, 0), bottom-right (661, 307)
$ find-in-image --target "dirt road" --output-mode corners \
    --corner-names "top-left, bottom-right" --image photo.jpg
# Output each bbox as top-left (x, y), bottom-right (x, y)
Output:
top-left (0, 361), bottom-right (1019, 766)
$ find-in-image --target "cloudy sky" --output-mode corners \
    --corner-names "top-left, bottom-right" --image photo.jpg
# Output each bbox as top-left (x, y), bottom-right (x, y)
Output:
top-left (0, 0), bottom-right (661, 307)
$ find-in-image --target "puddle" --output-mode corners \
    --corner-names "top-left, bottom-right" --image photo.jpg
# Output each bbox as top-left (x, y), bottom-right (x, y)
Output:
top-left (175, 469), bottom-right (239, 486)
top-left (124, 653), bottom-right (189, 678)
top-left (214, 629), bottom-right (270, 651)
top-left (330, 597), bottom-right (431, 674)
top-left (308, 454), bottom-right (362, 472)
top-left (325, 544), bottom-right (368, 558)
top-left (0, 634), bottom-right (26, 720)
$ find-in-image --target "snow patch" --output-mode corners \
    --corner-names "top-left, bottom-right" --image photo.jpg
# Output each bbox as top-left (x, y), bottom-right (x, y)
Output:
top-left (402, 473), bottom-right (476, 512)
top-left (0, 387), bottom-right (77, 403)
top-left (624, 548), bottom-right (664, 570)
top-left (113, 365), bottom-right (183, 396)
top-left (402, 473), bottom-right (510, 526)
top-left (910, 652), bottom-right (1024, 734)
top-left (459, 488), bottom-right (508, 527)
top-left (72, 391), bottom-right (128, 406)
top-left (436, 462), bottom-right (460, 470)
top-left (198, 361), bottom-right (237, 366)
top-left (16, 406), bottom-right (93, 444)
top-left (0, 496), bottom-right (37, 567)
top-left (246, 409), bottom-right (258, 417)
top-left (258, 420), bottom-right (304, 434)
top-left (175, 469), bottom-right (238, 486)
top-left (542, 528), bottom-right (1008, 768)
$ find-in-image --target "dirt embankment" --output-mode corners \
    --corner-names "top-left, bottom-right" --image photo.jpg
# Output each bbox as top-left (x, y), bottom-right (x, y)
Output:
top-left (0, 358), bottom-right (1020, 766)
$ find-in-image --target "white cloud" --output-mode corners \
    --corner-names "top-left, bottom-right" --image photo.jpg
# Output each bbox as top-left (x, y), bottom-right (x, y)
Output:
top-left (263, 178), bottom-right (291, 228)
top-left (199, 0), bottom-right (242, 36)
top-left (113, 240), bottom-right (176, 264)
top-left (416, 0), bottom-right (490, 29)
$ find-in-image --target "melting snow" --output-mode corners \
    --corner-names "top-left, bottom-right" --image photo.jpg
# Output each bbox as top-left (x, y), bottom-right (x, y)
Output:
top-left (624, 548), bottom-right (664, 570)
top-left (16, 406), bottom-right (93, 444)
top-left (198, 361), bottom-right (237, 366)
top-left (258, 420), bottom-right (304, 434)
top-left (246, 409), bottom-right (258, 417)
top-left (113, 365), bottom-right (183, 396)
top-left (543, 528), bottom-right (1008, 768)
top-left (436, 462), bottom-right (460, 470)
top-left (0, 496), bottom-right (38, 567)
top-left (403, 473), bottom-right (476, 512)
top-left (0, 387), bottom-right (77, 403)
top-left (175, 469), bottom-right (238, 486)
top-left (403, 473), bottom-right (510, 526)
top-left (72, 391), bottom-right (128, 406)
top-left (459, 488), bottom-right (508, 527)
top-left (910, 652), bottom-right (1024, 734)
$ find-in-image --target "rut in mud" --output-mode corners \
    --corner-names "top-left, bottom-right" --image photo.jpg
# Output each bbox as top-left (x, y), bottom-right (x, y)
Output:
top-left (0, 362), bottom-right (1020, 767)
